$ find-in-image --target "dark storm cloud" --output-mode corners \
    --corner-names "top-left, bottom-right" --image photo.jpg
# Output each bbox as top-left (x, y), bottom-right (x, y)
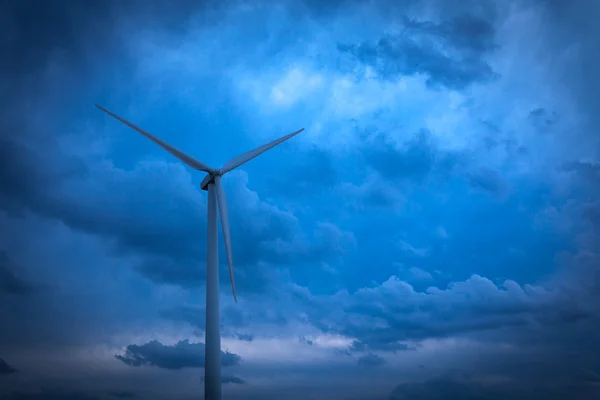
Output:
top-left (0, 0), bottom-right (114, 94)
top-left (0, 0), bottom-right (228, 194)
top-left (0, 134), bottom-right (87, 217)
top-left (0, 0), bottom-right (194, 258)
top-left (0, 144), bottom-right (342, 293)
top-left (356, 353), bottom-right (386, 367)
top-left (0, 159), bottom-right (207, 285)
top-left (0, 357), bottom-right (17, 375)
top-left (338, 13), bottom-right (498, 89)
top-left (115, 339), bottom-right (241, 370)
top-left (0, 253), bottom-right (33, 295)
top-left (0, 0), bottom-right (223, 227)
top-left (0, 0), bottom-right (222, 77)
top-left (1, 135), bottom-right (351, 292)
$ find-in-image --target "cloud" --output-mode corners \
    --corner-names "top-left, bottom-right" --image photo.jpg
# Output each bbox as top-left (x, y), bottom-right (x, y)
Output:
top-left (115, 339), bottom-right (241, 370)
top-left (0, 136), bottom-right (346, 293)
top-left (300, 273), bottom-right (588, 352)
top-left (338, 13), bottom-right (499, 89)
top-left (0, 1), bottom-right (345, 298)
top-left (0, 357), bottom-right (17, 375)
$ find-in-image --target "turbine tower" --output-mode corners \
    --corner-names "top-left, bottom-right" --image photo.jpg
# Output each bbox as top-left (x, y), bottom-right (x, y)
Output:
top-left (96, 104), bottom-right (303, 400)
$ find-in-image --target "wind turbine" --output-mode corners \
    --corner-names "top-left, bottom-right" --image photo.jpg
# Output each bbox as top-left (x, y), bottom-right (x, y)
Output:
top-left (96, 104), bottom-right (303, 400)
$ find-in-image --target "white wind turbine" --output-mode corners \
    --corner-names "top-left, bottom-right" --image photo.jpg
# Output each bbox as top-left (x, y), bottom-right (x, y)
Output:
top-left (96, 104), bottom-right (303, 400)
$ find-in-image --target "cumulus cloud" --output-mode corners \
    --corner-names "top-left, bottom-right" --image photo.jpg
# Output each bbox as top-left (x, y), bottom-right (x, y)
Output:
top-left (293, 273), bottom-right (588, 352)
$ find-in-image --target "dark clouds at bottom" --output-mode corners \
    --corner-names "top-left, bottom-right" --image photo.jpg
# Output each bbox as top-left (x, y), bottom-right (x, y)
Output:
top-left (388, 374), bottom-right (600, 400)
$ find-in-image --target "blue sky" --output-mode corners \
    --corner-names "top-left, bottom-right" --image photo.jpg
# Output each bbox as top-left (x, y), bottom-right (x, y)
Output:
top-left (1, 0), bottom-right (600, 399)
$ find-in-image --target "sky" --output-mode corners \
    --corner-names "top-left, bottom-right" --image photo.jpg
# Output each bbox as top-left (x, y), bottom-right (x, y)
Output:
top-left (1, 0), bottom-right (600, 399)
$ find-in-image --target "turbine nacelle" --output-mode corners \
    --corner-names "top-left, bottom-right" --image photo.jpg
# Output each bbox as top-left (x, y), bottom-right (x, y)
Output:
top-left (200, 170), bottom-right (224, 191)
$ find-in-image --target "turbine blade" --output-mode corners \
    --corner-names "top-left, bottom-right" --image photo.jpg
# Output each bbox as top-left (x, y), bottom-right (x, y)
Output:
top-left (96, 105), bottom-right (215, 173)
top-left (214, 175), bottom-right (237, 302)
top-left (221, 128), bottom-right (304, 174)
